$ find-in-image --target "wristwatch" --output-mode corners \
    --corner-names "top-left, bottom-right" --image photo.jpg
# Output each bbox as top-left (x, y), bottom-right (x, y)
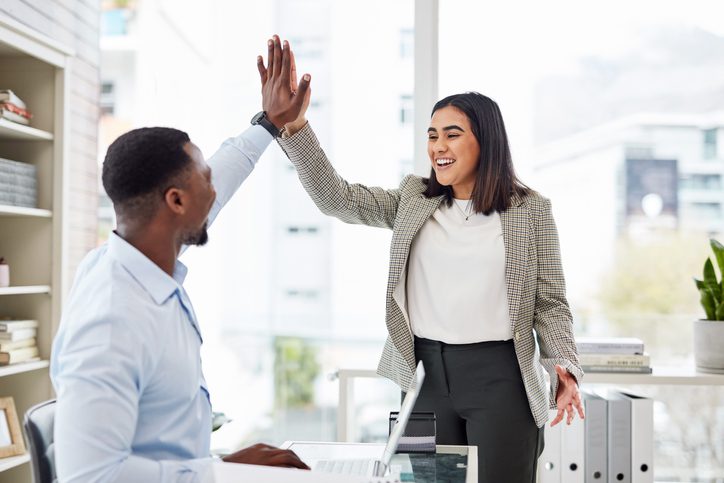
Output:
top-left (251, 111), bottom-right (281, 138)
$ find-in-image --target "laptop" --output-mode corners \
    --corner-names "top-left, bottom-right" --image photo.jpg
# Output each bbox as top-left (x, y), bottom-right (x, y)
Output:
top-left (313, 361), bottom-right (426, 477)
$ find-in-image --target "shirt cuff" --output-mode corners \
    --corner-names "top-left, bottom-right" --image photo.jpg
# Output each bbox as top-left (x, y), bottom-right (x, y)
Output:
top-left (226, 124), bottom-right (274, 157)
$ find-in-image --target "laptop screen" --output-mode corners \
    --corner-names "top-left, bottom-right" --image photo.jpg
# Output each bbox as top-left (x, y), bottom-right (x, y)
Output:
top-left (380, 360), bottom-right (426, 467)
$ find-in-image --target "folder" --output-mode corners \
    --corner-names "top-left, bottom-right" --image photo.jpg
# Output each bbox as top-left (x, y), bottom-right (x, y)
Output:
top-left (582, 391), bottom-right (607, 483)
top-left (560, 407), bottom-right (585, 483)
top-left (604, 390), bottom-right (631, 483)
top-left (537, 409), bottom-right (562, 483)
top-left (616, 391), bottom-right (654, 483)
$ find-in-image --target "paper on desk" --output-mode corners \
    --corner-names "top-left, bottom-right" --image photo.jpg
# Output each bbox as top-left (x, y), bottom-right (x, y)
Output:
top-left (205, 461), bottom-right (401, 483)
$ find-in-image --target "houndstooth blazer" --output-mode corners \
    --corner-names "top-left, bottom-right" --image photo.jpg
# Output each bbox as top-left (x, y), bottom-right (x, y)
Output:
top-left (278, 123), bottom-right (583, 428)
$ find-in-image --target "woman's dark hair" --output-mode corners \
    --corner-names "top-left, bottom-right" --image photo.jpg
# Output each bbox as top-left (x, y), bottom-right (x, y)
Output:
top-left (102, 127), bottom-right (192, 219)
top-left (423, 92), bottom-right (531, 214)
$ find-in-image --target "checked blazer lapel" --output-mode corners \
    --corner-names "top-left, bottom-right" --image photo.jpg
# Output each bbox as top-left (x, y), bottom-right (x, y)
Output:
top-left (388, 193), bottom-right (444, 366)
top-left (500, 193), bottom-right (528, 333)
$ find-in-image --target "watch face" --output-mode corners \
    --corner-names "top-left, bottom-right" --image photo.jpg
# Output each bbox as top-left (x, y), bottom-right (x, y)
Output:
top-left (251, 111), bottom-right (265, 124)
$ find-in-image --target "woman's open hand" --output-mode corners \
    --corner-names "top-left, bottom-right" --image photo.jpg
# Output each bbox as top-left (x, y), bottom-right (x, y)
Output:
top-left (551, 364), bottom-right (585, 426)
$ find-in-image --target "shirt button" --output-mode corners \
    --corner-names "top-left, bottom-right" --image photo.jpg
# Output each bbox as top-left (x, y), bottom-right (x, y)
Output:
top-left (515, 331), bottom-right (520, 341)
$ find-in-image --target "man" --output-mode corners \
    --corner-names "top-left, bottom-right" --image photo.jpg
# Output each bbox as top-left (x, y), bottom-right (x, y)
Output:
top-left (51, 36), bottom-right (310, 482)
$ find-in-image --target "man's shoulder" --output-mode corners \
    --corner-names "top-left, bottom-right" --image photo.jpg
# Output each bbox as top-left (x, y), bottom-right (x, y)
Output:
top-left (65, 248), bottom-right (158, 330)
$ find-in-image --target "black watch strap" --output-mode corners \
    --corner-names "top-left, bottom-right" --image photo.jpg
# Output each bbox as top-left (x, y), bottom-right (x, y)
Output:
top-left (251, 111), bottom-right (280, 138)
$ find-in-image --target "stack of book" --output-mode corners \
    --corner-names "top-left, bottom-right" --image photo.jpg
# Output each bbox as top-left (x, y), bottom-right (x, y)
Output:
top-left (0, 319), bottom-right (39, 366)
top-left (576, 337), bottom-right (652, 374)
top-left (0, 156), bottom-right (38, 208)
top-left (0, 89), bottom-right (33, 125)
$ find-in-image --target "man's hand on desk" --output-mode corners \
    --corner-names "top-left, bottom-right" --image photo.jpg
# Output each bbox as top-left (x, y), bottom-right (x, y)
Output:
top-left (222, 443), bottom-right (310, 470)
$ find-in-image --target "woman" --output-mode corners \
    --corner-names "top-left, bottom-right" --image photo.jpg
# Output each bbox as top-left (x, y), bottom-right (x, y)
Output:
top-left (259, 37), bottom-right (584, 482)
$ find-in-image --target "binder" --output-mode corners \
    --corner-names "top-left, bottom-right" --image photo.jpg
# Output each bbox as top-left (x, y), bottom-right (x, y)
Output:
top-left (537, 409), bottom-right (562, 483)
top-left (561, 407), bottom-right (585, 483)
top-left (616, 391), bottom-right (654, 483)
top-left (604, 390), bottom-right (631, 483)
top-left (582, 391), bottom-right (607, 483)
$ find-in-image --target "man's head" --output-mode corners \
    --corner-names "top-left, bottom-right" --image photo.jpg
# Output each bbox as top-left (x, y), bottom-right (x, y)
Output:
top-left (102, 127), bottom-right (216, 246)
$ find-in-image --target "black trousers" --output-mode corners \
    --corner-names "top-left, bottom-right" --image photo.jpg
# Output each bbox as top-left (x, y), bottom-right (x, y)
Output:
top-left (409, 337), bottom-right (544, 483)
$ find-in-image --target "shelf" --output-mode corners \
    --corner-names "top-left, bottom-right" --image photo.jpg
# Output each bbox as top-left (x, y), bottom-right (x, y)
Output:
top-left (0, 119), bottom-right (53, 141)
top-left (0, 453), bottom-right (30, 473)
top-left (0, 360), bottom-right (49, 378)
top-left (584, 366), bottom-right (724, 385)
top-left (0, 286), bottom-right (51, 296)
top-left (0, 205), bottom-right (52, 218)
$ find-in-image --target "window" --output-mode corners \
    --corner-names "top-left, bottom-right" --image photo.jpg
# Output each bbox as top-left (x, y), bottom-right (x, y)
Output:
top-left (286, 226), bottom-right (319, 234)
top-left (440, 2), bottom-right (724, 478)
top-left (399, 28), bottom-right (413, 59)
top-left (679, 173), bottom-right (722, 190)
top-left (99, 81), bottom-right (115, 115)
top-left (703, 128), bottom-right (718, 160)
top-left (399, 94), bottom-right (413, 125)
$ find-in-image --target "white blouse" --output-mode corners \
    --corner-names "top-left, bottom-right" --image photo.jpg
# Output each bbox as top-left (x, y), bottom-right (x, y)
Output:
top-left (406, 198), bottom-right (512, 344)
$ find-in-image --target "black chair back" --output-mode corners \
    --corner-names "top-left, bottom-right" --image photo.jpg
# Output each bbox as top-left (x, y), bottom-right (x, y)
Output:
top-left (23, 399), bottom-right (57, 483)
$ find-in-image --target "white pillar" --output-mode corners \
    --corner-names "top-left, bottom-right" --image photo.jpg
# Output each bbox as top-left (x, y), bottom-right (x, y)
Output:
top-left (414, 0), bottom-right (438, 175)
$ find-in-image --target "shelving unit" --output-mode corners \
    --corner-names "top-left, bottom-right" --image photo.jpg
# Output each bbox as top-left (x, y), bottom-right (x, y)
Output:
top-left (332, 366), bottom-right (724, 442)
top-left (0, 14), bottom-right (72, 483)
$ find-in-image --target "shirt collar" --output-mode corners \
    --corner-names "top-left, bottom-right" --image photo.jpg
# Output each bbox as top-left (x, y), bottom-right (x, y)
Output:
top-left (108, 232), bottom-right (188, 305)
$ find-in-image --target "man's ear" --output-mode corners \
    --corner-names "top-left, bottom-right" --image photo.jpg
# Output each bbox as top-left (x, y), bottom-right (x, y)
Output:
top-left (164, 187), bottom-right (187, 215)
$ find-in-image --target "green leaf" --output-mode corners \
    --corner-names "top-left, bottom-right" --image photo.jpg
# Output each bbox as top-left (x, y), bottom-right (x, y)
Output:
top-left (717, 300), bottom-right (724, 321)
top-left (694, 278), bottom-right (706, 290)
top-left (700, 288), bottom-right (716, 320)
top-left (704, 257), bottom-right (717, 283)
top-left (703, 258), bottom-right (721, 304)
top-left (711, 239), bottom-right (724, 278)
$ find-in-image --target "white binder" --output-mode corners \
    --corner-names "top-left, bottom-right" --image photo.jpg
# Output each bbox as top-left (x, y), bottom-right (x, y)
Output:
top-left (560, 408), bottom-right (585, 483)
top-left (537, 409), bottom-right (562, 483)
top-left (616, 391), bottom-right (654, 483)
top-left (582, 391), bottom-right (607, 483)
top-left (605, 391), bottom-right (632, 483)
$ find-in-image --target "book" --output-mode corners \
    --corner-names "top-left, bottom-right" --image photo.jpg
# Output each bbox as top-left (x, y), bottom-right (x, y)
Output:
top-left (576, 337), bottom-right (644, 355)
top-left (0, 319), bottom-right (39, 332)
top-left (582, 365), bottom-right (652, 374)
top-left (0, 105), bottom-right (30, 125)
top-left (0, 101), bottom-right (32, 119)
top-left (0, 90), bottom-right (27, 110)
top-left (578, 353), bottom-right (650, 367)
top-left (0, 328), bottom-right (36, 341)
top-left (0, 337), bottom-right (36, 352)
top-left (0, 346), bottom-right (39, 365)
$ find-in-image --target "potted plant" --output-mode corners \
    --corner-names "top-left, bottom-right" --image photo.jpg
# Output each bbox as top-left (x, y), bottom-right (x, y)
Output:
top-left (693, 239), bottom-right (724, 373)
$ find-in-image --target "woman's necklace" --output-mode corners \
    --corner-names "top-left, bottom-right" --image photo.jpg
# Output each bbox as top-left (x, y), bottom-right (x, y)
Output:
top-left (453, 199), bottom-right (474, 221)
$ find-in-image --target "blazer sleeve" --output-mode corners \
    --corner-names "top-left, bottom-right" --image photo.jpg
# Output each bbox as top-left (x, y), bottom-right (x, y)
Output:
top-left (532, 197), bottom-right (584, 408)
top-left (277, 122), bottom-right (405, 229)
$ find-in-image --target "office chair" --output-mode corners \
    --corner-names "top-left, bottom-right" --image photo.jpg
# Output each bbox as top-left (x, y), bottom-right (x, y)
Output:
top-left (23, 399), bottom-right (57, 483)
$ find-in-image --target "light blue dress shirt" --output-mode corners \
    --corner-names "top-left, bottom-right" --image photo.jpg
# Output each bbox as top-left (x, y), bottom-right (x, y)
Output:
top-left (51, 126), bottom-right (272, 483)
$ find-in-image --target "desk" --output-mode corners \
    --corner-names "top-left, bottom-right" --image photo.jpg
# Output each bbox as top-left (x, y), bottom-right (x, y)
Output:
top-left (281, 441), bottom-right (477, 483)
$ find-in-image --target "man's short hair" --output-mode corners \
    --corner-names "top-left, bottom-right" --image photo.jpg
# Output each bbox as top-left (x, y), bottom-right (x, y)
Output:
top-left (102, 127), bottom-right (192, 218)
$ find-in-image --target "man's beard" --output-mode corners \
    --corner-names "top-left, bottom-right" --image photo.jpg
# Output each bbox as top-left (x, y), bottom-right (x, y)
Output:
top-left (181, 221), bottom-right (209, 246)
